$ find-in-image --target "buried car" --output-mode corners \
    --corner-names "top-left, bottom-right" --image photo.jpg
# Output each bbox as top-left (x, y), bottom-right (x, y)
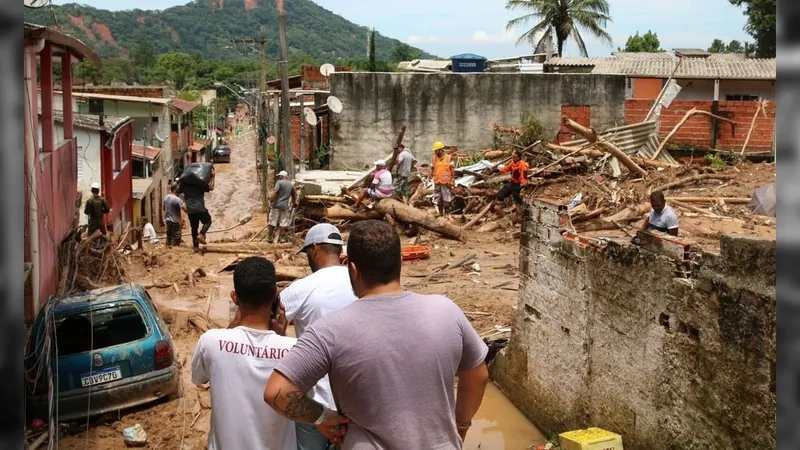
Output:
top-left (25, 284), bottom-right (181, 422)
top-left (212, 145), bottom-right (231, 163)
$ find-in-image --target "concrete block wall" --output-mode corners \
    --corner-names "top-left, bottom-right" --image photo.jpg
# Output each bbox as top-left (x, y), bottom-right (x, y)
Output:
top-left (625, 99), bottom-right (776, 151)
top-left (492, 200), bottom-right (776, 449)
top-left (327, 72), bottom-right (626, 169)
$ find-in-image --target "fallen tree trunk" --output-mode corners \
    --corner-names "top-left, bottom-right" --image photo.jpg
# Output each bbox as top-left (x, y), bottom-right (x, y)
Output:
top-left (463, 202), bottom-right (493, 230)
top-left (303, 195), bottom-right (350, 204)
top-left (561, 117), bottom-right (647, 176)
top-left (372, 198), bottom-right (463, 240)
top-left (667, 196), bottom-right (750, 204)
top-left (275, 266), bottom-right (309, 281)
top-left (546, 143), bottom-right (680, 169)
top-left (189, 313), bottom-right (223, 333)
top-left (571, 207), bottom-right (608, 223)
top-left (653, 173), bottom-right (735, 193)
top-left (484, 149), bottom-right (510, 160)
top-left (669, 200), bottom-right (722, 217)
top-left (741, 100), bottom-right (769, 157)
top-left (603, 202), bottom-right (651, 223)
top-left (325, 204), bottom-right (382, 221)
top-left (652, 108), bottom-right (738, 160)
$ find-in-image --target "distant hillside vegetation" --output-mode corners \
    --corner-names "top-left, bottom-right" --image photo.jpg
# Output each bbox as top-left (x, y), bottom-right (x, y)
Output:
top-left (24, 0), bottom-right (432, 62)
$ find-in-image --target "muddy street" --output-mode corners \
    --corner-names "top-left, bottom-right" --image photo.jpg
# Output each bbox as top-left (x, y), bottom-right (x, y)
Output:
top-left (55, 137), bottom-right (545, 449)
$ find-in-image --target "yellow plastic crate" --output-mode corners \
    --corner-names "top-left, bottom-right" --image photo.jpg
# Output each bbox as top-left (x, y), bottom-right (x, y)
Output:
top-left (558, 427), bottom-right (623, 450)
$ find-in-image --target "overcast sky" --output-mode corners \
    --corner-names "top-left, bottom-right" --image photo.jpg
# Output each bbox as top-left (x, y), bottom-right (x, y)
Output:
top-left (55, 0), bottom-right (751, 59)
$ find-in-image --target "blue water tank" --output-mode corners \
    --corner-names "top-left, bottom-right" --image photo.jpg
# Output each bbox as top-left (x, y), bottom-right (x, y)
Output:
top-left (450, 53), bottom-right (487, 73)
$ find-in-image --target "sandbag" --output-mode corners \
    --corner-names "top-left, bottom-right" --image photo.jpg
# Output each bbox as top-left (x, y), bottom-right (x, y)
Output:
top-left (179, 162), bottom-right (214, 188)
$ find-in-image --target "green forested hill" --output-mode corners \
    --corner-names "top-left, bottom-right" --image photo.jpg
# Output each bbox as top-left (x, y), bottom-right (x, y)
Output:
top-left (24, 0), bottom-right (431, 62)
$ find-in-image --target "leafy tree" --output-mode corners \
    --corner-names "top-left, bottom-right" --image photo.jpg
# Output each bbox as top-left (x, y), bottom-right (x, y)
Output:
top-left (132, 41), bottom-right (155, 68)
top-left (368, 28), bottom-right (377, 72)
top-left (708, 38), bottom-right (727, 53)
top-left (727, 39), bottom-right (744, 53)
top-left (153, 51), bottom-right (195, 89)
top-left (505, 0), bottom-right (613, 57)
top-left (728, 0), bottom-right (775, 57)
top-left (391, 43), bottom-right (420, 62)
top-left (622, 30), bottom-right (661, 52)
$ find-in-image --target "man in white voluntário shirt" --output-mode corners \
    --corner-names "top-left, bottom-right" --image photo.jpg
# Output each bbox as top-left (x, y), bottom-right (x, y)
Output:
top-left (191, 256), bottom-right (338, 450)
top-left (273, 223), bottom-right (357, 449)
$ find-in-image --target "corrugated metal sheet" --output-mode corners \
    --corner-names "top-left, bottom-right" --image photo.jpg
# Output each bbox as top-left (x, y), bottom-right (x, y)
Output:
top-left (560, 121), bottom-right (679, 165)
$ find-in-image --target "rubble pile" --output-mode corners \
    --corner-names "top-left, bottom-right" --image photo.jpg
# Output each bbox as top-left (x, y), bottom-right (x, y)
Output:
top-left (57, 225), bottom-right (132, 296)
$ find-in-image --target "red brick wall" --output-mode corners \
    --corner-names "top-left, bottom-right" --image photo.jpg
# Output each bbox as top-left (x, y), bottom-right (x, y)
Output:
top-left (558, 105), bottom-right (591, 143)
top-left (625, 99), bottom-right (775, 151)
top-left (300, 65), bottom-right (350, 90)
top-left (74, 85), bottom-right (168, 98)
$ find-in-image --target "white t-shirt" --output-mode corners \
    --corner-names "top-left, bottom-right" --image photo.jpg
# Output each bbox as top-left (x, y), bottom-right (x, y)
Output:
top-left (191, 327), bottom-right (330, 450)
top-left (648, 205), bottom-right (679, 231)
top-left (281, 265), bottom-right (357, 408)
top-left (142, 222), bottom-right (158, 243)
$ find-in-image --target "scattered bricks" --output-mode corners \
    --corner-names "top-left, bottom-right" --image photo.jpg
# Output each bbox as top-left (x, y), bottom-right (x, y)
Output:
top-left (636, 230), bottom-right (695, 261)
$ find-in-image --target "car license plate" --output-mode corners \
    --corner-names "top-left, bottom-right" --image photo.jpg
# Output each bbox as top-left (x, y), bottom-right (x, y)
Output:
top-left (80, 367), bottom-right (122, 387)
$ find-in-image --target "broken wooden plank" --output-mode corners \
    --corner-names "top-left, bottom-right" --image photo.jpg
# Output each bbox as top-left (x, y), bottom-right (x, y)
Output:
top-left (463, 202), bottom-right (493, 230)
top-left (667, 196), bottom-right (750, 204)
top-left (653, 173), bottom-right (735, 193)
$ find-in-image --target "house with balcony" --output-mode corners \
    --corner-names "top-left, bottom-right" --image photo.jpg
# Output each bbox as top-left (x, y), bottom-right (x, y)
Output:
top-left (132, 144), bottom-right (166, 229)
top-left (24, 23), bottom-right (99, 322)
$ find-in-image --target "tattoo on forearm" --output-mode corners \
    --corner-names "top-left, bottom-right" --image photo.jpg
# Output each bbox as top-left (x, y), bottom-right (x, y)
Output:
top-left (272, 388), bottom-right (325, 423)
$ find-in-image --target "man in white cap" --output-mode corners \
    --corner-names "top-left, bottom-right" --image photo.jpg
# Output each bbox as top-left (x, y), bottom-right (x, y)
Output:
top-left (271, 223), bottom-right (356, 449)
top-left (268, 170), bottom-right (297, 243)
top-left (84, 182), bottom-right (110, 236)
top-left (353, 159), bottom-right (393, 208)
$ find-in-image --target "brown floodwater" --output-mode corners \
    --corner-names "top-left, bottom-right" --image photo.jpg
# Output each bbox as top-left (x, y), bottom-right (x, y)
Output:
top-left (464, 382), bottom-right (546, 449)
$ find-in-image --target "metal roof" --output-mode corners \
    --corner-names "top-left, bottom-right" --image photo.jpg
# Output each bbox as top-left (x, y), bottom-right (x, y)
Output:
top-left (132, 178), bottom-right (155, 200)
top-left (132, 144), bottom-right (162, 160)
top-left (547, 53), bottom-right (775, 80)
top-left (560, 121), bottom-right (679, 165)
top-left (47, 110), bottom-right (132, 133)
top-left (71, 92), bottom-right (172, 104)
top-left (170, 98), bottom-right (199, 113)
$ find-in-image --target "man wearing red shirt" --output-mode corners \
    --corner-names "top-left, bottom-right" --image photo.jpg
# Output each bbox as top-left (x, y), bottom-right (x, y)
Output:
top-left (496, 150), bottom-right (529, 207)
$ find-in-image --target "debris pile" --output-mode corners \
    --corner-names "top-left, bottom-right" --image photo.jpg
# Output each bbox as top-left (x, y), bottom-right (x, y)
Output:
top-left (284, 113), bottom-right (775, 248)
top-left (57, 225), bottom-right (132, 295)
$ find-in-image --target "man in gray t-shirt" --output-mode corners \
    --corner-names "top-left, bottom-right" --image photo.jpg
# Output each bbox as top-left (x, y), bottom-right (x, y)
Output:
top-left (389, 144), bottom-right (416, 201)
top-left (268, 170), bottom-right (296, 243)
top-left (162, 183), bottom-right (187, 247)
top-left (265, 220), bottom-right (489, 449)
top-left (643, 190), bottom-right (679, 236)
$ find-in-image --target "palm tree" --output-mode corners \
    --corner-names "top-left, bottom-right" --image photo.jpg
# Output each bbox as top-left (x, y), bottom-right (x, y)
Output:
top-left (505, 0), bottom-right (613, 57)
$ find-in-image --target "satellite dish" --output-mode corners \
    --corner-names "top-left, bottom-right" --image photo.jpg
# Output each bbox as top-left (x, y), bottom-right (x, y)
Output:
top-left (154, 131), bottom-right (167, 142)
top-left (327, 96), bottom-right (343, 114)
top-left (303, 107), bottom-right (318, 126)
top-left (267, 135), bottom-right (276, 145)
top-left (320, 63), bottom-right (336, 77)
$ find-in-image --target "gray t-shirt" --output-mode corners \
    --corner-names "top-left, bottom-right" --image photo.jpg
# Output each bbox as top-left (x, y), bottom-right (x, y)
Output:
top-left (648, 204), bottom-right (679, 231)
top-left (393, 150), bottom-right (415, 178)
top-left (163, 194), bottom-right (185, 224)
top-left (275, 292), bottom-right (488, 450)
top-left (273, 180), bottom-right (294, 209)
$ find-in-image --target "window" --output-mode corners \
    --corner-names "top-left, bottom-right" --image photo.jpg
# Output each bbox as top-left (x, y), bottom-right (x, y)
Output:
top-left (55, 304), bottom-right (148, 356)
top-left (726, 94), bottom-right (760, 101)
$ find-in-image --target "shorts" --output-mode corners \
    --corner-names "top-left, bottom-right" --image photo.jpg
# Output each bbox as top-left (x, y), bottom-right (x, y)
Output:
top-left (366, 187), bottom-right (393, 199)
top-left (393, 176), bottom-right (410, 198)
top-left (433, 185), bottom-right (453, 204)
top-left (269, 208), bottom-right (291, 227)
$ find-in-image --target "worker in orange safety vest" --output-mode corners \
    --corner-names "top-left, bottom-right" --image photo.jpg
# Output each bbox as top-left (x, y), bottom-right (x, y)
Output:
top-left (495, 150), bottom-right (529, 209)
top-left (431, 141), bottom-right (455, 216)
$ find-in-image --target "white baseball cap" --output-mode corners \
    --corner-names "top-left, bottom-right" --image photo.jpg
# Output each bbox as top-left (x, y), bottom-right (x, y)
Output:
top-left (299, 223), bottom-right (345, 254)
top-left (374, 159), bottom-right (386, 166)
top-left (278, 170), bottom-right (288, 177)
top-left (91, 182), bottom-right (100, 190)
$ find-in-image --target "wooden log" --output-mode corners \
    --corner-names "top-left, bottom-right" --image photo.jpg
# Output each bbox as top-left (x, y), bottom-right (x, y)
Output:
top-left (200, 242), bottom-right (295, 254)
top-left (575, 221), bottom-right (622, 232)
top-left (670, 200), bottom-right (722, 218)
top-left (546, 143), bottom-right (680, 169)
top-left (667, 196), bottom-right (750, 204)
top-left (652, 173), bottom-right (735, 193)
top-left (571, 207), bottom-right (608, 223)
top-left (478, 221), bottom-right (502, 232)
top-left (560, 117), bottom-right (647, 176)
top-left (303, 195), bottom-right (349, 204)
top-left (603, 202), bottom-right (651, 223)
top-left (372, 198), bottom-right (463, 241)
top-left (484, 149), bottom-right (509, 160)
top-left (325, 204), bottom-right (382, 221)
top-left (275, 266), bottom-right (309, 281)
top-left (188, 313), bottom-right (223, 333)
top-left (652, 108), bottom-right (738, 160)
top-left (740, 100), bottom-right (769, 157)
top-left (142, 281), bottom-right (172, 289)
top-left (463, 202), bottom-right (493, 230)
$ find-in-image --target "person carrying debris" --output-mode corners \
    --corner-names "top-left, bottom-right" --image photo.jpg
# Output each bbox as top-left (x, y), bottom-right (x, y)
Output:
top-left (432, 141), bottom-right (455, 216)
top-left (84, 182), bottom-right (109, 236)
top-left (495, 150), bottom-right (529, 209)
top-left (265, 220), bottom-right (489, 448)
top-left (389, 143), bottom-right (416, 201)
top-left (192, 256), bottom-right (337, 450)
top-left (268, 170), bottom-right (297, 244)
top-left (642, 190), bottom-right (679, 236)
top-left (163, 183), bottom-right (187, 248)
top-left (353, 159), bottom-right (393, 208)
top-left (272, 223), bottom-right (357, 449)
top-left (177, 165), bottom-right (215, 252)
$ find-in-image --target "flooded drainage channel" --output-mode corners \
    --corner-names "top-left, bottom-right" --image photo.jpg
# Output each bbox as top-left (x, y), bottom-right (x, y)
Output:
top-left (464, 383), bottom-right (545, 449)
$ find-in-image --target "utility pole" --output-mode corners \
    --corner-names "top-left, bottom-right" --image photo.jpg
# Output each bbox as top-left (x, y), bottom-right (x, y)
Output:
top-left (231, 34), bottom-right (270, 210)
top-left (277, 0), bottom-right (294, 179)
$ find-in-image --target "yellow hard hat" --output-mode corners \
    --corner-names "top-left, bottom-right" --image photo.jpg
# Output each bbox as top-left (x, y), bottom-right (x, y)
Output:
top-left (432, 141), bottom-right (445, 151)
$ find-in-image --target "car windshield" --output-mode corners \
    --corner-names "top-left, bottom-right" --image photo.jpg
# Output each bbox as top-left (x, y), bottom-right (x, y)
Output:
top-left (55, 303), bottom-right (148, 357)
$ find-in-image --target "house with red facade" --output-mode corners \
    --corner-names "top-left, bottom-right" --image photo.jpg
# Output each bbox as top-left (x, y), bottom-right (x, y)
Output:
top-left (24, 23), bottom-right (100, 322)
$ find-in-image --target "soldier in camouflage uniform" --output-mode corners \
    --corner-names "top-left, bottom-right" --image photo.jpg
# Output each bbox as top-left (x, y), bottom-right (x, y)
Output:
top-left (84, 182), bottom-right (109, 236)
